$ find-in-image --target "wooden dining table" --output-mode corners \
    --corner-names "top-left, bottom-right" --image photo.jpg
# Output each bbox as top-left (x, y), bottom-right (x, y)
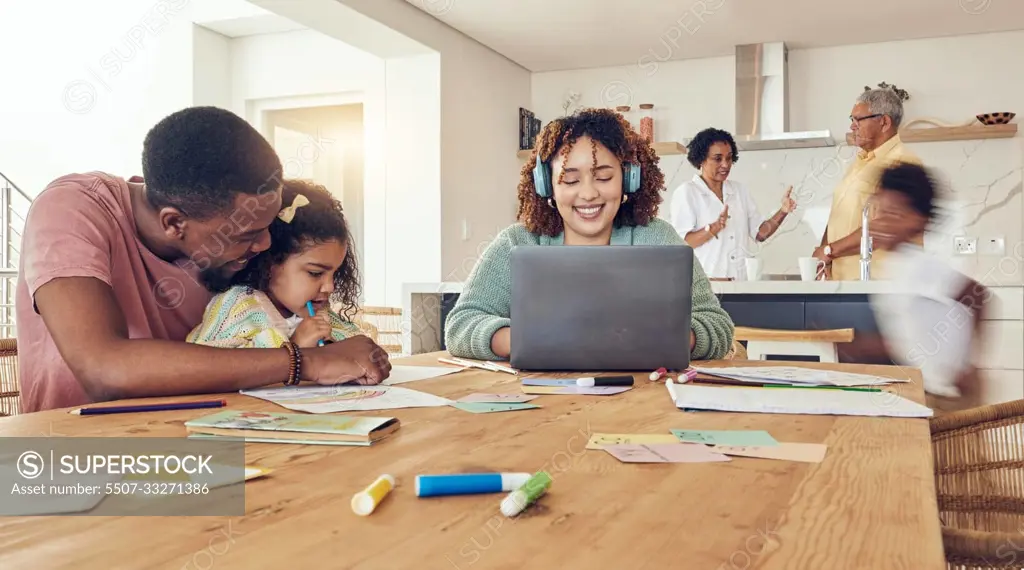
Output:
top-left (0, 351), bottom-right (946, 569)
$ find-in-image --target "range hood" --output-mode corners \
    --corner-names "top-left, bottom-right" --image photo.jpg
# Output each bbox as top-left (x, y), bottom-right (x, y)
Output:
top-left (733, 42), bottom-right (835, 151)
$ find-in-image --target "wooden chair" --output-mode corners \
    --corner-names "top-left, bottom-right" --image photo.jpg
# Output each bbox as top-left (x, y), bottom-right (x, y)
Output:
top-left (723, 339), bottom-right (748, 360)
top-left (733, 326), bottom-right (854, 363)
top-left (930, 399), bottom-right (1024, 569)
top-left (0, 338), bottom-right (20, 417)
top-left (355, 306), bottom-right (403, 356)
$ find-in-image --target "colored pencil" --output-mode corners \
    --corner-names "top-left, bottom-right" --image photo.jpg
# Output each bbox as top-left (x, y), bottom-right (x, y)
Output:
top-left (70, 400), bottom-right (227, 416)
top-left (761, 385), bottom-right (883, 393)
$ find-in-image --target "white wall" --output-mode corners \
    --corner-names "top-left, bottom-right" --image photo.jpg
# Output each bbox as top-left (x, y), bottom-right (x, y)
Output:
top-left (0, 0), bottom-right (197, 196)
top-left (532, 30), bottom-right (1024, 286)
top-left (384, 54), bottom-right (443, 306)
top-left (192, 26), bottom-right (232, 108)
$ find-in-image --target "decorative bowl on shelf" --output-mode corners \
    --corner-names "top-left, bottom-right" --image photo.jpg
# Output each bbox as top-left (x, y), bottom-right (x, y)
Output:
top-left (976, 112), bottom-right (1016, 125)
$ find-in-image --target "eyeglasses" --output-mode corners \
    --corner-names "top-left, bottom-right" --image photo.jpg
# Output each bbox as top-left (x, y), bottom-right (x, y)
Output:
top-left (850, 113), bottom-right (883, 124)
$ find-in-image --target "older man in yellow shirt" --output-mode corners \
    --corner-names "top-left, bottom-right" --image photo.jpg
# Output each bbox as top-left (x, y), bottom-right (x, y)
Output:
top-left (813, 88), bottom-right (922, 280)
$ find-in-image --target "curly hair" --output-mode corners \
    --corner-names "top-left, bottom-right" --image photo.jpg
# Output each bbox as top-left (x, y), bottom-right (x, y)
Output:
top-left (517, 107), bottom-right (666, 236)
top-left (230, 179), bottom-right (361, 320)
top-left (686, 128), bottom-right (739, 169)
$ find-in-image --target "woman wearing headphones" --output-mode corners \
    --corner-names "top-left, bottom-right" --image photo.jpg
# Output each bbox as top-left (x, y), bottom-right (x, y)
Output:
top-left (444, 108), bottom-right (734, 362)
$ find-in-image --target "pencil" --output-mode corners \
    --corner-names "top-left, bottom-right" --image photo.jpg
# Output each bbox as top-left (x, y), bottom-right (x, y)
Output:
top-left (761, 385), bottom-right (883, 393)
top-left (70, 400), bottom-right (228, 416)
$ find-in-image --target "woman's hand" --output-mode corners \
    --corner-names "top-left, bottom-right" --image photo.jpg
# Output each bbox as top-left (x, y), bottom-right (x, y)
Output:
top-left (707, 205), bottom-right (729, 237)
top-left (490, 327), bottom-right (511, 358)
top-left (779, 186), bottom-right (796, 214)
top-left (291, 310), bottom-right (332, 348)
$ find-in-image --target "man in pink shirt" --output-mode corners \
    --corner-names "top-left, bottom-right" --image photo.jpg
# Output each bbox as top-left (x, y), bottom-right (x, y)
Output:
top-left (16, 106), bottom-right (390, 413)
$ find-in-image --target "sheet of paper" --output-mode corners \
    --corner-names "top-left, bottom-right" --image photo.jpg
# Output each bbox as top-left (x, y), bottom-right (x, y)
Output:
top-left (603, 443), bottom-right (731, 463)
top-left (240, 385), bottom-right (453, 414)
top-left (670, 384), bottom-right (933, 418)
top-left (381, 365), bottom-right (466, 385)
top-left (521, 386), bottom-right (630, 396)
top-left (693, 366), bottom-right (906, 387)
top-left (670, 429), bottom-right (778, 447)
top-left (586, 433), bottom-right (681, 450)
top-left (451, 402), bottom-right (540, 414)
top-left (458, 393), bottom-right (538, 403)
top-left (712, 442), bottom-right (828, 463)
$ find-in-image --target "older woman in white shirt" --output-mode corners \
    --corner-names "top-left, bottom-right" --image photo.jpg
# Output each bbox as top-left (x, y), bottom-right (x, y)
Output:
top-left (669, 128), bottom-right (795, 280)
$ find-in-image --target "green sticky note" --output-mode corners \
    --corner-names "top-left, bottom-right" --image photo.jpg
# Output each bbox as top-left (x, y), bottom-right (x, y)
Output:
top-left (670, 429), bottom-right (779, 447)
top-left (451, 402), bottom-right (540, 414)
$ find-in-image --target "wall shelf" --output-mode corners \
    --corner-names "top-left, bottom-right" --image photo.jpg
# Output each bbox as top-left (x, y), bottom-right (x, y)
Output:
top-left (517, 141), bottom-right (686, 160)
top-left (844, 123), bottom-right (1017, 145)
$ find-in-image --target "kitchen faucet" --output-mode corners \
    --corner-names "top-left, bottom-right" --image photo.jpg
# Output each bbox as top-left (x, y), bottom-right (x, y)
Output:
top-left (860, 199), bottom-right (872, 281)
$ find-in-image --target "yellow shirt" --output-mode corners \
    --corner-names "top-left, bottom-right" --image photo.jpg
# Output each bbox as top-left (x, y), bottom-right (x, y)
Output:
top-left (826, 134), bottom-right (922, 280)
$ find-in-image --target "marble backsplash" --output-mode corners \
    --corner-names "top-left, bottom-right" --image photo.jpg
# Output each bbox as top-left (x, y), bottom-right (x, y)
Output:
top-left (654, 136), bottom-right (1024, 286)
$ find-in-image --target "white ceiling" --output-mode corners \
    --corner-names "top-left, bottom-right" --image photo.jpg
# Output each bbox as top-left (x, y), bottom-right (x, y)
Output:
top-left (197, 13), bottom-right (307, 37)
top-left (403, 0), bottom-right (1024, 72)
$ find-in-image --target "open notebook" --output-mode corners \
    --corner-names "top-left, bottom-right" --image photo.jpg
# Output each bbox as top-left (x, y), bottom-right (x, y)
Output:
top-left (670, 384), bottom-right (933, 418)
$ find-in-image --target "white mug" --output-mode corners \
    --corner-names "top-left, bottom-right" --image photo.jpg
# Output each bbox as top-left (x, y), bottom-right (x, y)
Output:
top-left (744, 258), bottom-right (762, 281)
top-left (798, 257), bottom-right (825, 281)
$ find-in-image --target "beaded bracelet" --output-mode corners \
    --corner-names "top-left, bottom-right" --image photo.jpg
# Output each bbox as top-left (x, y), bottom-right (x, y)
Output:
top-left (282, 342), bottom-right (302, 385)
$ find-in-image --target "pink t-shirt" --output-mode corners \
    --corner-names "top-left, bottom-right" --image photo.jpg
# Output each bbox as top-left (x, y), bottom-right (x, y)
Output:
top-left (15, 172), bottom-right (213, 412)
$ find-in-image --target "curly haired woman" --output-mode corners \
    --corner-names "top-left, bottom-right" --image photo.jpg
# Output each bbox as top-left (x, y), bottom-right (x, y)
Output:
top-left (444, 108), bottom-right (734, 361)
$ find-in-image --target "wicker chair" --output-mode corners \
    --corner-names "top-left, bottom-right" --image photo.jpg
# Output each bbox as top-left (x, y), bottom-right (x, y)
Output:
top-left (355, 306), bottom-right (402, 356)
top-left (930, 399), bottom-right (1024, 569)
top-left (0, 338), bottom-right (20, 416)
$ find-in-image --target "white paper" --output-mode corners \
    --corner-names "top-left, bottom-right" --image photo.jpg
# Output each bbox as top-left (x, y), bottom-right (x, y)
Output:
top-left (671, 384), bottom-right (933, 418)
top-left (381, 365), bottom-right (466, 385)
top-left (693, 366), bottom-right (907, 387)
top-left (240, 385), bottom-right (453, 414)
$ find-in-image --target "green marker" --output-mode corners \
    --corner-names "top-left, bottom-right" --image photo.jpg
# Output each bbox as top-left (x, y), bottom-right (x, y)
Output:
top-left (500, 471), bottom-right (551, 517)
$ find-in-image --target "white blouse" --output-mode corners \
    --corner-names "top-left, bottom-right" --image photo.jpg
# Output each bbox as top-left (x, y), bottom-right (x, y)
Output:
top-left (668, 175), bottom-right (766, 280)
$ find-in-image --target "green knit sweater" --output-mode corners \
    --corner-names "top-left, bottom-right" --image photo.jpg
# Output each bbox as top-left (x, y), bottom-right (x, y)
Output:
top-left (444, 218), bottom-right (735, 361)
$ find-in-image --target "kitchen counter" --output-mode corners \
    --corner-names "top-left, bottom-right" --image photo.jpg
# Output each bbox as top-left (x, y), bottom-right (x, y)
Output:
top-left (401, 280), bottom-right (1023, 405)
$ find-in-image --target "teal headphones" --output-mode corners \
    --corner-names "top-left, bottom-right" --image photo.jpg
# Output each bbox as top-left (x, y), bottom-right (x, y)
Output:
top-left (532, 157), bottom-right (642, 199)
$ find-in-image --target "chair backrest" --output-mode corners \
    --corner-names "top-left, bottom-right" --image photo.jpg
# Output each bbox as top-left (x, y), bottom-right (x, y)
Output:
top-left (356, 306), bottom-right (403, 355)
top-left (0, 338), bottom-right (19, 416)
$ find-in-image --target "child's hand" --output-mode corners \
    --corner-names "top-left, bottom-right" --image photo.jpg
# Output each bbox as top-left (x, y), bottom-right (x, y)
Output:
top-left (291, 311), bottom-right (332, 348)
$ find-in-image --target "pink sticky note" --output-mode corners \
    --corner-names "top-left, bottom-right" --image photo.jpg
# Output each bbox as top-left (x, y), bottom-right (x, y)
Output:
top-left (603, 443), bottom-right (731, 463)
top-left (458, 393), bottom-right (539, 403)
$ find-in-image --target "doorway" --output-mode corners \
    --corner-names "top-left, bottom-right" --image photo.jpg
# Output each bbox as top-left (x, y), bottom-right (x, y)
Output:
top-left (261, 104), bottom-right (366, 299)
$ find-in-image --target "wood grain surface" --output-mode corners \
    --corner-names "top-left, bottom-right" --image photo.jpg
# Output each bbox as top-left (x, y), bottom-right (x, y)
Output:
top-left (0, 352), bottom-right (946, 569)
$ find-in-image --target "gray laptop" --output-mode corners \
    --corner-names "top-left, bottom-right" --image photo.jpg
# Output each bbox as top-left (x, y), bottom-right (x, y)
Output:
top-left (509, 245), bottom-right (694, 372)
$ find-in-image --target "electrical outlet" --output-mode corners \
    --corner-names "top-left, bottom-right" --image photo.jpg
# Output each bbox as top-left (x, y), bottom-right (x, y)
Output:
top-left (954, 236), bottom-right (977, 255)
top-left (979, 237), bottom-right (1005, 256)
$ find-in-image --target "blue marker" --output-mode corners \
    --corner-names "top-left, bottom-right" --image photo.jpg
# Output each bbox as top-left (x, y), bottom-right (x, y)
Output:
top-left (415, 473), bottom-right (532, 498)
top-left (306, 300), bottom-right (325, 347)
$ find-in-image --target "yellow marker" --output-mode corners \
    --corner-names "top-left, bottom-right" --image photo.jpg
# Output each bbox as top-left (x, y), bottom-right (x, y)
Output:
top-left (351, 474), bottom-right (395, 516)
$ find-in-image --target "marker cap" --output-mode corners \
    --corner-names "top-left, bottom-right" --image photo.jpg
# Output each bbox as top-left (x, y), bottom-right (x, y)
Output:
top-left (499, 471), bottom-right (552, 517)
top-left (351, 474), bottom-right (395, 516)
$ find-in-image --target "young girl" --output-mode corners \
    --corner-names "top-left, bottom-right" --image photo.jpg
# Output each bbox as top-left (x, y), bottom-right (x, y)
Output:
top-left (187, 179), bottom-right (365, 349)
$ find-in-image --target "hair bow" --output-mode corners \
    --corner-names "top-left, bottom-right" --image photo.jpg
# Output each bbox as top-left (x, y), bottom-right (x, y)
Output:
top-left (277, 194), bottom-right (310, 223)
